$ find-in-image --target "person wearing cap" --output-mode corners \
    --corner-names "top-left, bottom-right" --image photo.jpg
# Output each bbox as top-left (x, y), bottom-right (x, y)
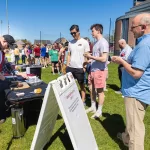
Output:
top-left (0, 35), bottom-right (16, 50)
top-left (0, 35), bottom-right (16, 123)
top-left (0, 35), bottom-right (24, 124)
top-left (0, 35), bottom-right (28, 78)
top-left (0, 35), bottom-right (16, 75)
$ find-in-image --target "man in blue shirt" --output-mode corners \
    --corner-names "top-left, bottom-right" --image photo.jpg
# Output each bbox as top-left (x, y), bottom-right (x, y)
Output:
top-left (112, 13), bottom-right (150, 150)
top-left (41, 44), bottom-right (47, 68)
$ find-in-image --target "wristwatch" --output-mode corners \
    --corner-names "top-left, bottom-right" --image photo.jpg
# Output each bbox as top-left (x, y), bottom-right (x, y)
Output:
top-left (14, 70), bottom-right (19, 75)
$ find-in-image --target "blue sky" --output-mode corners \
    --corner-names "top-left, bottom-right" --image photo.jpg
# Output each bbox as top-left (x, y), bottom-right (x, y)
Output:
top-left (0, 0), bottom-right (133, 43)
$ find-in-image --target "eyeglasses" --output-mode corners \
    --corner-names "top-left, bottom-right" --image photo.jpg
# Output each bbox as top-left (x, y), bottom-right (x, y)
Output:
top-left (70, 32), bottom-right (77, 36)
top-left (131, 24), bottom-right (142, 30)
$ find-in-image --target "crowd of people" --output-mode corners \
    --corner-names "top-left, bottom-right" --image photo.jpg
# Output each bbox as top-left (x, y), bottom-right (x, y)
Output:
top-left (10, 43), bottom-right (50, 67)
top-left (9, 41), bottom-right (71, 75)
top-left (0, 12), bottom-right (150, 150)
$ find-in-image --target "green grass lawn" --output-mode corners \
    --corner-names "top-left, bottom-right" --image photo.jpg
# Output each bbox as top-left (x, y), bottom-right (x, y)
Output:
top-left (0, 63), bottom-right (150, 150)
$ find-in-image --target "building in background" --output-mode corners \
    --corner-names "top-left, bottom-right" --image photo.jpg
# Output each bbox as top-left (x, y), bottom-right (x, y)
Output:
top-left (34, 40), bottom-right (52, 45)
top-left (114, 0), bottom-right (150, 55)
top-left (54, 37), bottom-right (68, 45)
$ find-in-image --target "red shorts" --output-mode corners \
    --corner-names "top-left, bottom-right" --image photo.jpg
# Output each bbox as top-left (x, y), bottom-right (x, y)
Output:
top-left (88, 70), bottom-right (107, 88)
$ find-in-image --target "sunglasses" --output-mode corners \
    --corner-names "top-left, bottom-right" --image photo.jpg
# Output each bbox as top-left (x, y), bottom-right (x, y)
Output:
top-left (131, 24), bottom-right (142, 30)
top-left (70, 32), bottom-right (78, 36)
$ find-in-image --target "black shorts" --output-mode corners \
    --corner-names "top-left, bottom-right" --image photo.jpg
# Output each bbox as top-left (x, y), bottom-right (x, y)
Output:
top-left (35, 56), bottom-right (40, 58)
top-left (66, 66), bottom-right (84, 84)
top-left (45, 53), bottom-right (49, 58)
top-left (52, 61), bottom-right (58, 65)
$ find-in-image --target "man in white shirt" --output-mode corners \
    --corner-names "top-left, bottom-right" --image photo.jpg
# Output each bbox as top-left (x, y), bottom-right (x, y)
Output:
top-left (115, 39), bottom-right (132, 94)
top-left (67, 25), bottom-right (90, 104)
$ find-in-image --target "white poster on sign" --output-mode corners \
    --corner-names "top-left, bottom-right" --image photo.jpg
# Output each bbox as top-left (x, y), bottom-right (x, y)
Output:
top-left (30, 81), bottom-right (59, 150)
top-left (52, 72), bottom-right (98, 150)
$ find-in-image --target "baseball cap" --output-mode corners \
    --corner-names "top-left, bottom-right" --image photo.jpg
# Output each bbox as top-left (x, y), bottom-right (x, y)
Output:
top-left (3, 34), bottom-right (15, 49)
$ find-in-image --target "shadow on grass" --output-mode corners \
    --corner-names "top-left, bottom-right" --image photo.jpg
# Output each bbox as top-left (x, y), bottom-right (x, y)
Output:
top-left (25, 101), bottom-right (62, 129)
top-left (44, 123), bottom-right (73, 150)
top-left (107, 84), bottom-right (120, 91)
top-left (96, 113), bottom-right (128, 150)
top-left (23, 100), bottom-right (44, 128)
top-left (56, 114), bottom-right (62, 120)
top-left (85, 85), bottom-right (90, 92)
top-left (6, 137), bottom-right (13, 150)
top-left (24, 101), bottom-right (41, 129)
top-left (79, 88), bottom-right (91, 107)
top-left (85, 93), bottom-right (91, 107)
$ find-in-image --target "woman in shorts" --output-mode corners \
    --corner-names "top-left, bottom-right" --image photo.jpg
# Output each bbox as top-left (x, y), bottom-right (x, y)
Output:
top-left (49, 44), bottom-right (60, 75)
top-left (41, 44), bottom-right (47, 68)
top-left (34, 44), bottom-right (41, 65)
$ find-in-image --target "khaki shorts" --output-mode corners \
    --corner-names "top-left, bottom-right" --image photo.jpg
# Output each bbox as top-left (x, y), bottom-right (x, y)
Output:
top-left (88, 70), bottom-right (106, 88)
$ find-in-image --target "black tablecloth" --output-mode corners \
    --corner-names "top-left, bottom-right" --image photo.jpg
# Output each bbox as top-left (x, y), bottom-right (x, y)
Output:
top-left (5, 82), bottom-right (47, 103)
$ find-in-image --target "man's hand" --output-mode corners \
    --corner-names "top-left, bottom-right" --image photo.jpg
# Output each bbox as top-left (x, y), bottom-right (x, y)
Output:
top-left (83, 62), bottom-right (88, 72)
top-left (88, 59), bottom-right (92, 63)
top-left (0, 73), bottom-right (5, 81)
top-left (83, 53), bottom-right (92, 59)
top-left (111, 56), bottom-right (124, 64)
top-left (17, 72), bottom-right (28, 79)
top-left (112, 56), bottom-right (144, 79)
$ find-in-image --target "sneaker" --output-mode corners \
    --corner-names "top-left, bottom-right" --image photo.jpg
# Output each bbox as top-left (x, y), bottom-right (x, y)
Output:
top-left (117, 132), bottom-right (123, 141)
top-left (115, 90), bottom-right (122, 94)
top-left (0, 119), bottom-right (6, 124)
top-left (86, 107), bottom-right (96, 114)
top-left (53, 73), bottom-right (55, 75)
top-left (117, 132), bottom-right (128, 147)
top-left (83, 102), bottom-right (86, 106)
top-left (122, 95), bottom-right (124, 98)
top-left (91, 111), bottom-right (102, 119)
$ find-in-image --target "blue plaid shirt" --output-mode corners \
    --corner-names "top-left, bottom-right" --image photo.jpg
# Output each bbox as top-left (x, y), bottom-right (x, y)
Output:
top-left (2, 62), bottom-right (15, 75)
